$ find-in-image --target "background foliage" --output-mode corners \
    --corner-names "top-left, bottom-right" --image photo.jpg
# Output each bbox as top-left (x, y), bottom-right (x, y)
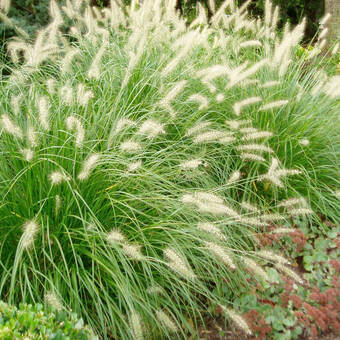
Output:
top-left (0, 0), bottom-right (325, 44)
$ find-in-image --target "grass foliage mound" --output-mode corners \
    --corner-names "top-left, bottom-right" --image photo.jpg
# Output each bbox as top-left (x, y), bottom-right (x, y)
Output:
top-left (0, 0), bottom-right (339, 338)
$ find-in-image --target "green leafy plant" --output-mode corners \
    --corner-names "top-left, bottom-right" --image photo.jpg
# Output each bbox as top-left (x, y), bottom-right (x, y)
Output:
top-left (0, 0), bottom-right (339, 339)
top-left (0, 301), bottom-right (96, 339)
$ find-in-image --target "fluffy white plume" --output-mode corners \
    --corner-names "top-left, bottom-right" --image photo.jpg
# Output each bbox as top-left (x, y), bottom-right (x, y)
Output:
top-left (49, 171), bottom-right (70, 185)
top-left (197, 222), bottom-right (226, 240)
top-left (222, 307), bottom-right (252, 335)
top-left (107, 229), bottom-right (126, 244)
top-left (188, 94), bottom-right (209, 110)
top-left (259, 158), bottom-right (301, 187)
top-left (164, 248), bottom-right (196, 280)
top-left (159, 80), bottom-right (187, 117)
top-left (138, 119), bottom-right (165, 138)
top-left (45, 291), bottom-right (63, 311)
top-left (77, 154), bottom-right (100, 181)
top-left (179, 159), bottom-right (204, 170)
top-left (120, 140), bottom-right (142, 153)
top-left (66, 116), bottom-right (85, 147)
top-left (185, 121), bottom-right (211, 137)
top-left (1, 114), bottom-right (23, 139)
top-left (21, 220), bottom-right (39, 249)
top-left (233, 97), bottom-right (262, 116)
top-left (127, 160), bottom-right (142, 172)
top-left (155, 310), bottom-right (178, 333)
top-left (259, 100), bottom-right (288, 111)
top-left (204, 242), bottom-right (235, 269)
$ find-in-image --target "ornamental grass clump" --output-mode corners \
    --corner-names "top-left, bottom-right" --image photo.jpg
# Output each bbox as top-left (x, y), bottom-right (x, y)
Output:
top-left (0, 0), bottom-right (339, 338)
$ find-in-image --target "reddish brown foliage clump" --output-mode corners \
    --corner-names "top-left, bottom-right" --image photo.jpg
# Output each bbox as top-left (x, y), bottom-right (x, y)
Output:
top-left (288, 229), bottom-right (307, 253)
top-left (286, 274), bottom-right (340, 339)
top-left (243, 309), bottom-right (272, 340)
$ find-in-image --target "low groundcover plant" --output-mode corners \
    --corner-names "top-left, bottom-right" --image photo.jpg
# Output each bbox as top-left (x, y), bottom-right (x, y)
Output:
top-left (0, 0), bottom-right (339, 338)
top-left (0, 300), bottom-right (97, 339)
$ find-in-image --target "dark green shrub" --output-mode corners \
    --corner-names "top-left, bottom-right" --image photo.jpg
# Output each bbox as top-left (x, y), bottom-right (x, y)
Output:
top-left (239, 0), bottom-right (324, 40)
top-left (0, 0), bottom-right (50, 39)
top-left (0, 301), bottom-right (97, 339)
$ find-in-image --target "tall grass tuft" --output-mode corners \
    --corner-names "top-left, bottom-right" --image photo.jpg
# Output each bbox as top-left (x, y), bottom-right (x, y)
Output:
top-left (0, 0), bottom-right (339, 338)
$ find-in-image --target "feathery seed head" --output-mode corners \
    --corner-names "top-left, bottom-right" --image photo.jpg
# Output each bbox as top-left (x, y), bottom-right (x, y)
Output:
top-left (322, 76), bottom-right (340, 98)
top-left (88, 44), bottom-right (107, 80)
top-left (159, 80), bottom-right (187, 117)
top-left (216, 93), bottom-right (225, 102)
top-left (10, 94), bottom-right (23, 115)
top-left (1, 114), bottom-right (23, 139)
top-left (155, 310), bottom-right (178, 333)
top-left (227, 170), bottom-right (241, 185)
top-left (331, 42), bottom-right (339, 55)
top-left (226, 119), bottom-right (252, 130)
top-left (271, 227), bottom-right (294, 234)
top-left (107, 229), bottom-right (126, 244)
top-left (194, 191), bottom-right (224, 204)
top-left (222, 307), bottom-right (252, 335)
top-left (298, 139), bottom-right (310, 146)
top-left (243, 257), bottom-right (269, 282)
top-left (204, 242), bottom-right (235, 269)
top-left (257, 250), bottom-right (290, 264)
top-left (46, 78), bottom-right (56, 94)
top-left (259, 100), bottom-right (288, 111)
top-left (319, 13), bottom-right (331, 26)
top-left (138, 119), bottom-right (165, 138)
top-left (77, 83), bottom-right (94, 106)
top-left (219, 135), bottom-right (236, 144)
top-left (77, 154), bottom-right (100, 181)
top-left (55, 195), bottom-right (61, 214)
top-left (259, 158), bottom-right (301, 187)
top-left (164, 248), bottom-right (196, 280)
top-left (185, 121), bottom-right (211, 137)
top-left (0, 0), bottom-right (11, 13)
top-left (233, 96), bottom-right (262, 116)
top-left (241, 202), bottom-right (259, 213)
top-left (21, 220), bottom-right (39, 249)
top-left (241, 131), bottom-right (273, 141)
top-left (193, 130), bottom-right (226, 143)
top-left (21, 148), bottom-right (34, 162)
top-left (120, 140), bottom-right (142, 153)
top-left (60, 84), bottom-right (73, 105)
top-left (45, 291), bottom-right (63, 311)
top-left (237, 144), bottom-right (273, 153)
top-left (179, 159), bottom-right (203, 170)
top-left (37, 96), bottom-right (50, 131)
top-left (122, 243), bottom-right (144, 260)
top-left (127, 160), bottom-right (142, 172)
top-left (275, 263), bottom-right (303, 283)
top-left (27, 123), bottom-right (38, 148)
top-left (277, 197), bottom-right (308, 208)
top-left (240, 153), bottom-right (266, 162)
top-left (66, 116), bottom-right (85, 147)
top-left (115, 118), bottom-right (136, 133)
top-left (260, 80), bottom-right (280, 88)
top-left (260, 213), bottom-right (285, 222)
top-left (49, 171), bottom-right (70, 185)
top-left (130, 311), bottom-right (143, 340)
top-left (188, 94), bottom-right (209, 110)
top-left (197, 222), bottom-right (226, 240)
top-left (289, 208), bottom-right (313, 216)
